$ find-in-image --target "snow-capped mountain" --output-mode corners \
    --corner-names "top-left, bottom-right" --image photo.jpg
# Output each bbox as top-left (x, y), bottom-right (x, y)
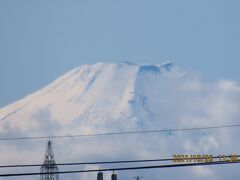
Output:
top-left (0, 62), bottom-right (184, 135)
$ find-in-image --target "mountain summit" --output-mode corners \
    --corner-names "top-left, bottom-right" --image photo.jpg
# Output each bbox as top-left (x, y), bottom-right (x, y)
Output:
top-left (0, 62), bottom-right (184, 136)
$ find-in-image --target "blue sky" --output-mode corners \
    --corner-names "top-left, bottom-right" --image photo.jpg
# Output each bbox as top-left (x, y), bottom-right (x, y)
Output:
top-left (0, 0), bottom-right (239, 108)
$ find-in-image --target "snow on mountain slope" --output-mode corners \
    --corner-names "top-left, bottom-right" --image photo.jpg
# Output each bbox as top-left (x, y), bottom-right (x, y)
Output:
top-left (0, 62), bottom-right (184, 134)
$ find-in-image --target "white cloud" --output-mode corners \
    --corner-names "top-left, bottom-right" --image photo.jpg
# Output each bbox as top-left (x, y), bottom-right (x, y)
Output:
top-left (192, 166), bottom-right (214, 177)
top-left (0, 64), bottom-right (239, 180)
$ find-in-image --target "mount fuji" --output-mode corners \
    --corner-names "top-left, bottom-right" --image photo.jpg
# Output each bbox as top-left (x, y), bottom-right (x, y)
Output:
top-left (0, 62), bottom-right (185, 135)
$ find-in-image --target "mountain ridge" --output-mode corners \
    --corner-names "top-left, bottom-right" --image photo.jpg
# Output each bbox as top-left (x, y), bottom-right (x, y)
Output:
top-left (0, 62), bottom-right (184, 135)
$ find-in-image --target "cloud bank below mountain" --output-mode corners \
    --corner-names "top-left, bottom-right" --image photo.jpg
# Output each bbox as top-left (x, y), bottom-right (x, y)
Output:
top-left (0, 62), bottom-right (239, 180)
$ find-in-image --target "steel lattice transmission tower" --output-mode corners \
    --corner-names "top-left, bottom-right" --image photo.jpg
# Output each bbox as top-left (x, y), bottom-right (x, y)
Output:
top-left (40, 141), bottom-right (59, 180)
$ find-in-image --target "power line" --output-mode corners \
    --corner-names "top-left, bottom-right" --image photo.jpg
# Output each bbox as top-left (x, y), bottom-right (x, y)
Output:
top-left (0, 124), bottom-right (240, 141)
top-left (0, 158), bottom-right (171, 168)
top-left (0, 160), bottom-right (239, 177)
top-left (0, 155), bottom-right (239, 168)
